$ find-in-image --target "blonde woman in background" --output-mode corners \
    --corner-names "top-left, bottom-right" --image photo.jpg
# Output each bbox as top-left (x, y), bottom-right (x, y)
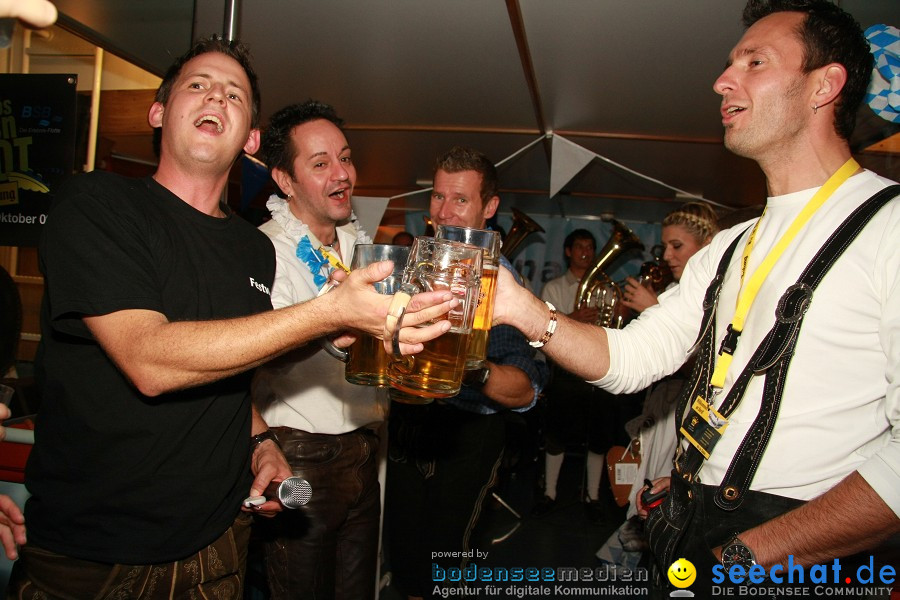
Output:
top-left (621, 201), bottom-right (720, 313)
top-left (596, 201), bottom-right (719, 569)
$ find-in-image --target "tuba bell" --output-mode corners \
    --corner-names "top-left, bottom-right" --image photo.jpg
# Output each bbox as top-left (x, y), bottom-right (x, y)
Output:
top-left (575, 217), bottom-right (644, 328)
top-left (634, 244), bottom-right (673, 294)
top-left (501, 208), bottom-right (545, 259)
top-left (636, 258), bottom-right (673, 294)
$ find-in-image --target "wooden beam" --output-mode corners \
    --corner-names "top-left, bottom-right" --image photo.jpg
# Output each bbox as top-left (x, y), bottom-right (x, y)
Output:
top-left (342, 123), bottom-right (724, 145)
top-left (864, 131), bottom-right (900, 154)
top-left (505, 0), bottom-right (548, 136)
top-left (98, 89), bottom-right (156, 136)
top-left (505, 0), bottom-right (553, 164)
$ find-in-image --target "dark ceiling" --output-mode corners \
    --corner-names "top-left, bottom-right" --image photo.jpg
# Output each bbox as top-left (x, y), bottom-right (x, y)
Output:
top-left (52, 0), bottom-right (900, 226)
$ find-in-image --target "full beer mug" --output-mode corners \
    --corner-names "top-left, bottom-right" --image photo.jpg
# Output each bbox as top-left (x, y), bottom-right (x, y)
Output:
top-left (388, 237), bottom-right (482, 400)
top-left (323, 244), bottom-right (409, 386)
top-left (435, 225), bottom-right (500, 369)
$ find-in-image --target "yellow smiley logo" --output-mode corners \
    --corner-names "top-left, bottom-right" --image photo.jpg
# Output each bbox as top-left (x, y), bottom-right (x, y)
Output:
top-left (667, 558), bottom-right (697, 588)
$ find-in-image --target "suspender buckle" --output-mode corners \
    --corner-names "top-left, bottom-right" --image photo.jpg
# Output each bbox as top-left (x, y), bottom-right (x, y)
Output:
top-left (719, 324), bottom-right (742, 355)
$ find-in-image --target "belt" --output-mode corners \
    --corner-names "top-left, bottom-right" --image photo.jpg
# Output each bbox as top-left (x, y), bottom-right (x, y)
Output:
top-left (270, 426), bottom-right (378, 441)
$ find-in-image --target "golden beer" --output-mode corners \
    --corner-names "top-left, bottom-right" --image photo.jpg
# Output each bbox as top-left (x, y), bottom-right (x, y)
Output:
top-left (324, 244), bottom-right (409, 386)
top-left (388, 236), bottom-right (482, 400)
top-left (465, 264), bottom-right (498, 368)
top-left (389, 330), bottom-right (468, 398)
top-left (345, 334), bottom-right (392, 386)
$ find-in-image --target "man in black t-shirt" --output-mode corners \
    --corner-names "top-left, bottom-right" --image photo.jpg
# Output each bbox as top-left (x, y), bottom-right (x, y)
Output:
top-left (7, 36), bottom-right (453, 600)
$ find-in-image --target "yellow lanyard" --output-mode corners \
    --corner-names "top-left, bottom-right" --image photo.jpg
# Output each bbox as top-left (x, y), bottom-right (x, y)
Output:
top-left (709, 158), bottom-right (860, 391)
top-left (318, 246), bottom-right (350, 274)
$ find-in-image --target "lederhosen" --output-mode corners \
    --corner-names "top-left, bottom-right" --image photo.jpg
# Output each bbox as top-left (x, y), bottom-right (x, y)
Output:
top-left (645, 185), bottom-right (899, 595)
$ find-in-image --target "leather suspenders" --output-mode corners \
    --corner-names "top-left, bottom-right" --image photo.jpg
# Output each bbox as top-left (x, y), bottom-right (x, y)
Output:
top-left (673, 184), bottom-right (900, 509)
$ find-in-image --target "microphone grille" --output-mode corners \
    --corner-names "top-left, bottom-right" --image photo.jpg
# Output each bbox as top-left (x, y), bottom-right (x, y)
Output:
top-left (277, 477), bottom-right (313, 509)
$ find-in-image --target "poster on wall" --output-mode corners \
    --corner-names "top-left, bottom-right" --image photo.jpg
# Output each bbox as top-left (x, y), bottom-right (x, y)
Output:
top-left (0, 74), bottom-right (78, 247)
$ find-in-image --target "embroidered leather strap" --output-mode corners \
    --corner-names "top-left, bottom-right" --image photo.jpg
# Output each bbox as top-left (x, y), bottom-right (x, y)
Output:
top-left (674, 184), bottom-right (899, 508)
top-left (672, 232), bottom-right (746, 480)
top-left (714, 184), bottom-right (899, 509)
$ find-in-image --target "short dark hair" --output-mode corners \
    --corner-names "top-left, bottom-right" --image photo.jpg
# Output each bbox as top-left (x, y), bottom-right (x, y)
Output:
top-left (152, 35), bottom-right (261, 156)
top-left (433, 146), bottom-right (499, 204)
top-left (563, 229), bottom-right (596, 252)
top-left (741, 0), bottom-right (872, 141)
top-left (391, 231), bottom-right (415, 246)
top-left (260, 100), bottom-right (345, 198)
top-left (155, 35), bottom-right (261, 127)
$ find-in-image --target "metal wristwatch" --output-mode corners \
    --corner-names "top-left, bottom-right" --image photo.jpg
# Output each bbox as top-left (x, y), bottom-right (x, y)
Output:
top-left (721, 535), bottom-right (757, 570)
top-left (463, 366), bottom-right (491, 389)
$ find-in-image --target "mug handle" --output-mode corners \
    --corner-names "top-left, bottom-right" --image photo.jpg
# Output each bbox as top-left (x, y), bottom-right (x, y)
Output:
top-left (320, 285), bottom-right (414, 362)
top-left (386, 288), bottom-right (414, 357)
top-left (316, 276), bottom-right (349, 362)
top-left (319, 337), bottom-right (348, 362)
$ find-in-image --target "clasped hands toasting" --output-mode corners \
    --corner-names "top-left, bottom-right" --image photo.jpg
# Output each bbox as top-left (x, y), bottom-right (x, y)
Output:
top-left (329, 255), bottom-right (537, 366)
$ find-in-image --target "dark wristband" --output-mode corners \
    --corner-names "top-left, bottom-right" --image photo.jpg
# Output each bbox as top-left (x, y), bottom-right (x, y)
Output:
top-left (250, 430), bottom-right (277, 452)
top-left (463, 366), bottom-right (491, 390)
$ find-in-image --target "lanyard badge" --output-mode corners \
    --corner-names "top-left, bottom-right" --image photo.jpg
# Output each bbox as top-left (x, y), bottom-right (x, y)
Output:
top-left (687, 158), bottom-right (859, 463)
top-left (680, 395), bottom-right (730, 459)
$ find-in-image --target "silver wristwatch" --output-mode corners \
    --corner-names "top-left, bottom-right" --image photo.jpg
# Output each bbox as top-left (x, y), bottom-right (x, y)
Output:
top-left (721, 535), bottom-right (757, 571)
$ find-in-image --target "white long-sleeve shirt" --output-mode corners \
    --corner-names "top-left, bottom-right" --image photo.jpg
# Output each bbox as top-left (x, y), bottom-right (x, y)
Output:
top-left (595, 170), bottom-right (900, 515)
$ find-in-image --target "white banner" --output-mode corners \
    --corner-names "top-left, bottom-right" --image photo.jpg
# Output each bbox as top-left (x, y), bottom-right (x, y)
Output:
top-left (351, 195), bottom-right (391, 240)
top-left (549, 135), bottom-right (597, 200)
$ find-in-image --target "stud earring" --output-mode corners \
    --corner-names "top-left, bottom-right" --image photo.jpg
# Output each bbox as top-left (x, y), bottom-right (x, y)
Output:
top-left (813, 104), bottom-right (818, 114)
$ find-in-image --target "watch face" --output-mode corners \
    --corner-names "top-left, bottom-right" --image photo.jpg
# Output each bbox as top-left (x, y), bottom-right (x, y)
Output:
top-left (722, 541), bottom-right (754, 569)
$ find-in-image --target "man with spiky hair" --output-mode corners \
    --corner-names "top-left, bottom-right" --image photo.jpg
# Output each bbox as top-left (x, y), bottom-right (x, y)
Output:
top-left (252, 100), bottom-right (383, 600)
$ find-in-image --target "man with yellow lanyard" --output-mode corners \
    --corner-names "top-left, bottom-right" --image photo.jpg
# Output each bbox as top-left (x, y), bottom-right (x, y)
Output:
top-left (487, 0), bottom-right (899, 595)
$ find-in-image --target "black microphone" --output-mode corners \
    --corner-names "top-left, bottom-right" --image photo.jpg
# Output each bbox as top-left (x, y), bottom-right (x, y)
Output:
top-left (243, 476), bottom-right (313, 510)
top-left (265, 476), bottom-right (313, 509)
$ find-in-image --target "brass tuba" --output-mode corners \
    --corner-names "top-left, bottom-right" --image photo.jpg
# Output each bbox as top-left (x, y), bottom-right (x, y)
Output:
top-left (575, 217), bottom-right (644, 328)
top-left (634, 244), bottom-right (673, 294)
top-left (636, 258), bottom-right (673, 293)
top-left (501, 207), bottom-right (545, 259)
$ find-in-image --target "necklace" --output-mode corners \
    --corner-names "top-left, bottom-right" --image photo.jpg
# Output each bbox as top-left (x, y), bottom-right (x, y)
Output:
top-left (264, 194), bottom-right (370, 289)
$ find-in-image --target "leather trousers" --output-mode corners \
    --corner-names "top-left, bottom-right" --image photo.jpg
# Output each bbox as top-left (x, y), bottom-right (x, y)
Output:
top-left (7, 513), bottom-right (251, 599)
top-left (260, 426), bottom-right (380, 600)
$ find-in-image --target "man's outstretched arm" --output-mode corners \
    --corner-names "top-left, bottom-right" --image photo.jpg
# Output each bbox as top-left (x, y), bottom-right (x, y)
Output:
top-left (86, 261), bottom-right (455, 397)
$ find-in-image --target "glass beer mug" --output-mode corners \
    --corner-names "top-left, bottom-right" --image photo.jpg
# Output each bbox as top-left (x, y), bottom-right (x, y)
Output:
top-left (435, 225), bottom-right (500, 370)
top-left (388, 237), bottom-right (482, 400)
top-left (322, 244), bottom-right (409, 386)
